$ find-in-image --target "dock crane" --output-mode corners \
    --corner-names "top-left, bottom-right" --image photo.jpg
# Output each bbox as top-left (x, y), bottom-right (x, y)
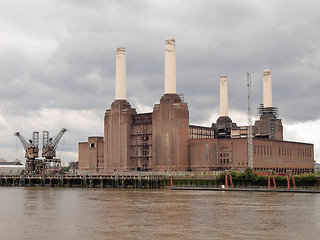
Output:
top-left (42, 128), bottom-right (67, 173)
top-left (14, 131), bottom-right (44, 175)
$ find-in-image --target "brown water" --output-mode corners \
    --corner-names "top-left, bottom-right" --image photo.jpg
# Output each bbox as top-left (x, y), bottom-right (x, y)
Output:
top-left (0, 187), bottom-right (319, 240)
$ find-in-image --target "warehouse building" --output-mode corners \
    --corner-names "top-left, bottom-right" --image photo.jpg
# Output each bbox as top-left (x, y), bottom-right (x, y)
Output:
top-left (78, 39), bottom-right (314, 174)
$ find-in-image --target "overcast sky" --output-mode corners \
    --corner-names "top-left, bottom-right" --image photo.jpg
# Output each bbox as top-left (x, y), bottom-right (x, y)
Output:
top-left (1, 0), bottom-right (319, 164)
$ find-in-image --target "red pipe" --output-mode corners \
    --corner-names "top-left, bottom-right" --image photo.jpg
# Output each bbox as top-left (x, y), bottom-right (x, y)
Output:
top-left (292, 174), bottom-right (296, 190)
top-left (225, 174), bottom-right (229, 188)
top-left (273, 175), bottom-right (277, 190)
top-left (229, 174), bottom-right (234, 188)
top-left (287, 175), bottom-right (290, 190)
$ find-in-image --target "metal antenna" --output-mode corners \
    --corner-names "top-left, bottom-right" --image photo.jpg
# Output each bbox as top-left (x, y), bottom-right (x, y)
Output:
top-left (247, 73), bottom-right (253, 169)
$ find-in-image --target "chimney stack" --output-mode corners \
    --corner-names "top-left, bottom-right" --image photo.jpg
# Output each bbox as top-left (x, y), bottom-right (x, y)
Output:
top-left (164, 38), bottom-right (177, 94)
top-left (220, 76), bottom-right (228, 116)
top-left (263, 70), bottom-right (272, 108)
top-left (115, 47), bottom-right (126, 100)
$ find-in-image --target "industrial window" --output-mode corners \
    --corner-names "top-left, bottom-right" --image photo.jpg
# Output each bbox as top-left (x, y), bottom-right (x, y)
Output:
top-left (290, 148), bottom-right (291, 156)
top-left (90, 142), bottom-right (95, 148)
top-left (267, 146), bottom-right (269, 155)
top-left (226, 159), bottom-right (229, 164)
top-left (264, 146), bottom-right (266, 155)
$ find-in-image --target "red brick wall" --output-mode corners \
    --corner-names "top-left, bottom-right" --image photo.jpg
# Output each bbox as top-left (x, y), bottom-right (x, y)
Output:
top-left (104, 100), bottom-right (136, 172)
top-left (152, 94), bottom-right (189, 171)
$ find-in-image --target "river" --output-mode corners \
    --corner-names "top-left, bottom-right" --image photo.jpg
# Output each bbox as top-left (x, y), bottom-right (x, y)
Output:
top-left (0, 187), bottom-right (319, 239)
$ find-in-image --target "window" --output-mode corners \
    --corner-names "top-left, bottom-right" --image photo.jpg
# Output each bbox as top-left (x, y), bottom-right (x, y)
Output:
top-left (270, 147), bottom-right (272, 155)
top-left (90, 142), bottom-right (95, 148)
top-left (290, 148), bottom-right (291, 156)
top-left (285, 148), bottom-right (286, 156)
top-left (257, 146), bottom-right (259, 155)
top-left (279, 147), bottom-right (281, 156)
top-left (264, 146), bottom-right (266, 155)
top-left (267, 146), bottom-right (269, 155)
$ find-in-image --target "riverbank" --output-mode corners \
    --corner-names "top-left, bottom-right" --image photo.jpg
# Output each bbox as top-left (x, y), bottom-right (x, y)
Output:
top-left (171, 186), bottom-right (320, 193)
top-left (1, 168), bottom-right (319, 189)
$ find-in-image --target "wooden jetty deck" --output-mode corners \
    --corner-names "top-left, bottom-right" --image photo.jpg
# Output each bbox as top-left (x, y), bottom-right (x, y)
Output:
top-left (0, 174), bottom-right (169, 189)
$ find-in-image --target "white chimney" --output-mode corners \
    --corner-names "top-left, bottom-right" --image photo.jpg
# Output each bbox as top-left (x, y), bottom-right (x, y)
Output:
top-left (220, 76), bottom-right (228, 117)
top-left (164, 38), bottom-right (176, 94)
top-left (115, 47), bottom-right (126, 100)
top-left (263, 70), bottom-right (272, 108)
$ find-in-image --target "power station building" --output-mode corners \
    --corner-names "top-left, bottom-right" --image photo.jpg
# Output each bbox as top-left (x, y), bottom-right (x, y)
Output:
top-left (78, 39), bottom-right (314, 174)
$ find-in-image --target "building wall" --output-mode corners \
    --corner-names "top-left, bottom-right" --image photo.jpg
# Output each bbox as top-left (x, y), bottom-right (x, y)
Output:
top-left (253, 115), bottom-right (283, 140)
top-left (78, 136), bottom-right (104, 172)
top-left (78, 142), bottom-right (89, 170)
top-left (104, 100), bottom-right (136, 171)
top-left (189, 137), bottom-right (314, 173)
top-left (152, 94), bottom-right (189, 171)
top-left (253, 139), bottom-right (314, 173)
top-left (189, 138), bottom-right (217, 171)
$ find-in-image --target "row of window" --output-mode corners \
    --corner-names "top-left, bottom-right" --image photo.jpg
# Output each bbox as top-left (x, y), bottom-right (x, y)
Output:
top-left (298, 148), bottom-right (312, 158)
top-left (254, 145), bottom-right (312, 158)
top-left (220, 153), bottom-right (229, 158)
top-left (254, 145), bottom-right (272, 155)
top-left (278, 147), bottom-right (291, 157)
top-left (219, 158), bottom-right (230, 165)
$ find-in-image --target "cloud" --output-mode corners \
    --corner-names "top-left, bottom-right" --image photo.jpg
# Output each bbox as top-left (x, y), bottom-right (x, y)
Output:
top-left (0, 0), bottom-right (319, 164)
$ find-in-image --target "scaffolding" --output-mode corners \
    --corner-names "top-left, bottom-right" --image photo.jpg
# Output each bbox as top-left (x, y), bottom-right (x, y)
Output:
top-left (258, 104), bottom-right (279, 140)
top-left (130, 113), bottom-right (152, 171)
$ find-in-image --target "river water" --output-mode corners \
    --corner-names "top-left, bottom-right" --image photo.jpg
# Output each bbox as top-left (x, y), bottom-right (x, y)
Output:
top-left (0, 187), bottom-right (319, 240)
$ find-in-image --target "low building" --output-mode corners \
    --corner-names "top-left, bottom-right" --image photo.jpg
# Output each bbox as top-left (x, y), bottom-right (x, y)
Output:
top-left (0, 162), bottom-right (25, 175)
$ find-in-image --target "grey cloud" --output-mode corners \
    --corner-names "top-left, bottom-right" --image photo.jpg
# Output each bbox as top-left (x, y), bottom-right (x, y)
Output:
top-left (1, 0), bottom-right (320, 162)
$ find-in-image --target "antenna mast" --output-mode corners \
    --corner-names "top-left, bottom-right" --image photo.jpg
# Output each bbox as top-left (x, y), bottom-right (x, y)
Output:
top-left (247, 73), bottom-right (253, 169)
